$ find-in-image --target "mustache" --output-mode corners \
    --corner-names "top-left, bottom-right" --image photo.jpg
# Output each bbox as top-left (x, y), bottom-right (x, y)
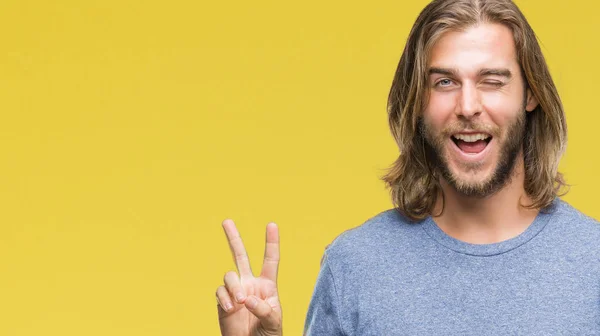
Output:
top-left (439, 121), bottom-right (501, 138)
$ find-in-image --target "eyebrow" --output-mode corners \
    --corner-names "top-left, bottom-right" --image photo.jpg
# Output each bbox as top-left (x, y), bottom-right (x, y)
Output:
top-left (428, 67), bottom-right (457, 77)
top-left (428, 67), bottom-right (513, 78)
top-left (479, 68), bottom-right (512, 78)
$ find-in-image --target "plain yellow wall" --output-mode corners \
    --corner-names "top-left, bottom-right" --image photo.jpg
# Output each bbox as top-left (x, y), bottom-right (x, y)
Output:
top-left (0, 0), bottom-right (598, 334)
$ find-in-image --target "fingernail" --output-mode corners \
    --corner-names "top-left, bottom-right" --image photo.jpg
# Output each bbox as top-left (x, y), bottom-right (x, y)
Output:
top-left (235, 292), bottom-right (246, 303)
top-left (225, 302), bottom-right (233, 311)
top-left (246, 296), bottom-right (257, 309)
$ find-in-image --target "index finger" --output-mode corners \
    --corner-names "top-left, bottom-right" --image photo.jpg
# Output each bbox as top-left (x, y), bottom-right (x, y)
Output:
top-left (222, 219), bottom-right (253, 278)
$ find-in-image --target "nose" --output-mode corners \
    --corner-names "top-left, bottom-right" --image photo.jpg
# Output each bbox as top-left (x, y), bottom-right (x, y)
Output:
top-left (456, 82), bottom-right (482, 119)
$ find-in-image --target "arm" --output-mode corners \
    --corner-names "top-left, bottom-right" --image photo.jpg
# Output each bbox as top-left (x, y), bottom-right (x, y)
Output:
top-left (304, 252), bottom-right (346, 336)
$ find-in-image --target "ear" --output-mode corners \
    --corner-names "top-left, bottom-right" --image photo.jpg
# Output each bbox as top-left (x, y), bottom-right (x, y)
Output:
top-left (525, 88), bottom-right (539, 112)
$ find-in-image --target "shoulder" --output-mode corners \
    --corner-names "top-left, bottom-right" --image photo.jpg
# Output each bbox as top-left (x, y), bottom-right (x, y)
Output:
top-left (322, 208), bottom-right (425, 263)
top-left (543, 198), bottom-right (600, 253)
top-left (549, 198), bottom-right (600, 232)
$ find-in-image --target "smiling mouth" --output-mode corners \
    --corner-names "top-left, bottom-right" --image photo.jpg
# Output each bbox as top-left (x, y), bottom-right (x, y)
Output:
top-left (451, 133), bottom-right (492, 154)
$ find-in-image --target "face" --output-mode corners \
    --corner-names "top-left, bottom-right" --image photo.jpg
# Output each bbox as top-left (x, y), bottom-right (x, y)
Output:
top-left (421, 23), bottom-right (538, 197)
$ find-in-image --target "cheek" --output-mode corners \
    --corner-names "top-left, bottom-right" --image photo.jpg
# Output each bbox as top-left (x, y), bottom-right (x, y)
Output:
top-left (424, 93), bottom-right (456, 127)
top-left (481, 91), bottom-right (515, 109)
top-left (481, 93), bottom-right (524, 129)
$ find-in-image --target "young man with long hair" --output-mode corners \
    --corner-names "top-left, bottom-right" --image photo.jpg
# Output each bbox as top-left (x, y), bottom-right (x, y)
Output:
top-left (216, 0), bottom-right (600, 334)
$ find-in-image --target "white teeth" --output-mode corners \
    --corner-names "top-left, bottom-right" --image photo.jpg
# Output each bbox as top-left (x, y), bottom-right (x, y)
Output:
top-left (453, 133), bottom-right (490, 142)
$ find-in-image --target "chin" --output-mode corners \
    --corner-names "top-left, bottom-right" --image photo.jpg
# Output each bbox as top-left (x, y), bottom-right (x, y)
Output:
top-left (448, 158), bottom-right (495, 181)
top-left (445, 164), bottom-right (503, 197)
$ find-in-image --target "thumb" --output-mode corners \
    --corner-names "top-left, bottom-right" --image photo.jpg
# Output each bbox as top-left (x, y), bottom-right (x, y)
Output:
top-left (244, 295), bottom-right (282, 332)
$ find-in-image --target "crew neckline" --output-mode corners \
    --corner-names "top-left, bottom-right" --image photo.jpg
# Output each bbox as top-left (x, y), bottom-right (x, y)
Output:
top-left (421, 199), bottom-right (559, 256)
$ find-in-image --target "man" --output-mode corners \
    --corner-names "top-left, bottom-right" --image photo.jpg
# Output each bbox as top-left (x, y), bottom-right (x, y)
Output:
top-left (216, 0), bottom-right (600, 334)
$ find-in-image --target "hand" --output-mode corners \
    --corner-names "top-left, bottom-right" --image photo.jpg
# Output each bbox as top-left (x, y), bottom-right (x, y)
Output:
top-left (216, 219), bottom-right (283, 336)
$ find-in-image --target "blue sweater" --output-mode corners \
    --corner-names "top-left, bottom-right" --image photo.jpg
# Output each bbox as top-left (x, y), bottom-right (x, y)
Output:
top-left (304, 199), bottom-right (600, 335)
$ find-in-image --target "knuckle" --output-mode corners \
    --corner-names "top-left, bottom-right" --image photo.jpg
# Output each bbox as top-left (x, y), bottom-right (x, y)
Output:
top-left (223, 270), bottom-right (237, 282)
top-left (261, 308), bottom-right (276, 322)
top-left (263, 256), bottom-right (280, 263)
top-left (229, 235), bottom-right (243, 243)
top-left (216, 286), bottom-right (226, 296)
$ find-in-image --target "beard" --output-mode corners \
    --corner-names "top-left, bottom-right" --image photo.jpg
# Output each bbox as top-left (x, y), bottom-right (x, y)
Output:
top-left (420, 110), bottom-right (527, 198)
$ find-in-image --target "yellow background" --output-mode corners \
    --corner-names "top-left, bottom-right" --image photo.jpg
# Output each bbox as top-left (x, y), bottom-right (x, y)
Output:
top-left (0, 0), bottom-right (598, 334)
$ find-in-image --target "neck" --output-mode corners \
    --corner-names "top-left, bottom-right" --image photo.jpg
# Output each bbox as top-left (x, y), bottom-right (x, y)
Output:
top-left (432, 153), bottom-right (539, 244)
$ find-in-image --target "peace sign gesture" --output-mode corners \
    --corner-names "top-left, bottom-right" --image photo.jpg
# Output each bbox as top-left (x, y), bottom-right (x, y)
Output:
top-left (216, 219), bottom-right (283, 336)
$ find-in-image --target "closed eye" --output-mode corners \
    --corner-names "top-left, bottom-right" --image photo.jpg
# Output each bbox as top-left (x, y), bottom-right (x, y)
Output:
top-left (482, 81), bottom-right (505, 87)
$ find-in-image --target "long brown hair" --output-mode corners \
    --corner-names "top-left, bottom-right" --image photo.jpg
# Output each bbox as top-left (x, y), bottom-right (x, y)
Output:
top-left (382, 0), bottom-right (568, 221)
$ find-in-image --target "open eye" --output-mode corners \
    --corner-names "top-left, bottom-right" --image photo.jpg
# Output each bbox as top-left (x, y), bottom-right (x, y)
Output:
top-left (436, 78), bottom-right (453, 87)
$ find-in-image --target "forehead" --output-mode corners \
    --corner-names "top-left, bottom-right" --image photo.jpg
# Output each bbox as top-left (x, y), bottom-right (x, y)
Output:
top-left (428, 23), bottom-right (519, 73)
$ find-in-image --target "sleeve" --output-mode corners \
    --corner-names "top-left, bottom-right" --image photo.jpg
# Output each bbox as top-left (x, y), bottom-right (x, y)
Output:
top-left (303, 251), bottom-right (346, 336)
